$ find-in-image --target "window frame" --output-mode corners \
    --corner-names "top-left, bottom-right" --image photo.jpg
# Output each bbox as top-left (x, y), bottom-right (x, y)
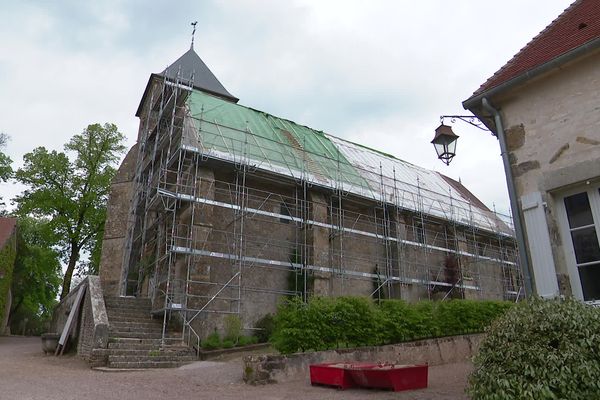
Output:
top-left (555, 182), bottom-right (600, 302)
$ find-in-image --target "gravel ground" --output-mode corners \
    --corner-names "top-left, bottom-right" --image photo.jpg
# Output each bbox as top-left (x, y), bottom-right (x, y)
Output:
top-left (0, 336), bottom-right (472, 400)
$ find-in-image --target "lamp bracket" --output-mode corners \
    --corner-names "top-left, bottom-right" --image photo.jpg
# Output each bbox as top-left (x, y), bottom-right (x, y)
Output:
top-left (440, 115), bottom-right (491, 132)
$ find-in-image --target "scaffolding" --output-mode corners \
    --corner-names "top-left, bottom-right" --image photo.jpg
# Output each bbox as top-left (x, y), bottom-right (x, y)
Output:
top-left (121, 75), bottom-right (523, 350)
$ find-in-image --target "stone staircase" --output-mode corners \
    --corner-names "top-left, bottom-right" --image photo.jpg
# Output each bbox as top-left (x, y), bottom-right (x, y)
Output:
top-left (102, 296), bottom-right (196, 369)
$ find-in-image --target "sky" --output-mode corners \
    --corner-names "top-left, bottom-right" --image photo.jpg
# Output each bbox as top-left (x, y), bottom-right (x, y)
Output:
top-left (0, 0), bottom-right (573, 218)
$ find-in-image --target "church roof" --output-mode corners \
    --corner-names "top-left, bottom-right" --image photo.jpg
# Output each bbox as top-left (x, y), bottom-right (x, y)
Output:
top-left (183, 90), bottom-right (513, 236)
top-left (161, 47), bottom-right (238, 103)
top-left (136, 47), bottom-right (238, 117)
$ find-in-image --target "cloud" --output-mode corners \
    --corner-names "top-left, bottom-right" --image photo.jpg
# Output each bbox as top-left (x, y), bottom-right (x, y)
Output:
top-left (0, 0), bottom-right (573, 213)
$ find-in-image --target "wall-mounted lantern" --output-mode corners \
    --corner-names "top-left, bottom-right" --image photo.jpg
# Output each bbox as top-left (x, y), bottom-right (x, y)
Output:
top-left (431, 124), bottom-right (459, 165)
top-left (432, 115), bottom-right (491, 166)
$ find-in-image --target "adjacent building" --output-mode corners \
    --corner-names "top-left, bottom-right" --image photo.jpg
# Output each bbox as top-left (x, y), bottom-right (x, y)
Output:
top-left (463, 0), bottom-right (600, 303)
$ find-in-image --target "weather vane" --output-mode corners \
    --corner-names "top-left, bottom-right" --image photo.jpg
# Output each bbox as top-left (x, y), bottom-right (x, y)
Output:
top-left (190, 21), bottom-right (198, 49)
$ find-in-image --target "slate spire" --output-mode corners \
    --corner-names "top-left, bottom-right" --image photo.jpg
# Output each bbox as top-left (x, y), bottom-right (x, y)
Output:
top-left (160, 46), bottom-right (238, 103)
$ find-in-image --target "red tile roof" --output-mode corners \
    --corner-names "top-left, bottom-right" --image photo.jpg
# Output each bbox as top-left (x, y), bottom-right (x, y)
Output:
top-left (473, 0), bottom-right (600, 96)
top-left (0, 218), bottom-right (16, 249)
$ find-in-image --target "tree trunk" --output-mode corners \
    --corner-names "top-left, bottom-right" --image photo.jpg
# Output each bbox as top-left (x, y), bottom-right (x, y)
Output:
top-left (8, 296), bottom-right (24, 323)
top-left (60, 245), bottom-right (80, 300)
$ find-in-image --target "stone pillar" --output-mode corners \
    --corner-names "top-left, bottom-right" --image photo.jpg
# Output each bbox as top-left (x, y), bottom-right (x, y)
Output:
top-left (308, 192), bottom-right (331, 296)
top-left (386, 209), bottom-right (404, 299)
top-left (181, 167), bottom-right (215, 311)
top-left (456, 232), bottom-right (478, 300)
top-left (99, 144), bottom-right (138, 297)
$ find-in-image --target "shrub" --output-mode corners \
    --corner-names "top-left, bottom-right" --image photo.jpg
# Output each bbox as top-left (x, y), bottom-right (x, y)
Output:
top-left (270, 297), bottom-right (309, 353)
top-left (254, 313), bottom-right (275, 343)
top-left (436, 300), bottom-right (513, 337)
top-left (468, 298), bottom-right (600, 400)
top-left (224, 314), bottom-right (242, 344)
top-left (332, 297), bottom-right (382, 347)
top-left (272, 296), bottom-right (512, 354)
top-left (238, 335), bottom-right (259, 346)
top-left (378, 299), bottom-right (429, 343)
top-left (409, 301), bottom-right (440, 339)
top-left (221, 339), bottom-right (235, 349)
top-left (201, 331), bottom-right (221, 350)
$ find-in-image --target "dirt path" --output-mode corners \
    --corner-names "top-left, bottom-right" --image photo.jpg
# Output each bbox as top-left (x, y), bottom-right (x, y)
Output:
top-left (0, 336), bottom-right (472, 400)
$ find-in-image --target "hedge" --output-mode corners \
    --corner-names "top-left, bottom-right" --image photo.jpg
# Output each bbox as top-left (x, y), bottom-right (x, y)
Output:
top-left (468, 298), bottom-right (600, 399)
top-left (271, 296), bottom-right (512, 354)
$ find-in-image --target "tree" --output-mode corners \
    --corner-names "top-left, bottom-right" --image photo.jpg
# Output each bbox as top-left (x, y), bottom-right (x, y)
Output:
top-left (15, 123), bottom-right (126, 299)
top-left (9, 217), bottom-right (61, 334)
top-left (0, 133), bottom-right (13, 208)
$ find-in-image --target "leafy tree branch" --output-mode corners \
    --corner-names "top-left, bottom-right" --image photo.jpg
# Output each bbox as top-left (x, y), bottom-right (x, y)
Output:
top-left (14, 123), bottom-right (125, 299)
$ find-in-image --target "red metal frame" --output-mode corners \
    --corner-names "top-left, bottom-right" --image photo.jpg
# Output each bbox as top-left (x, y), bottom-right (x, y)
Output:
top-left (310, 362), bottom-right (428, 392)
top-left (309, 363), bottom-right (355, 389)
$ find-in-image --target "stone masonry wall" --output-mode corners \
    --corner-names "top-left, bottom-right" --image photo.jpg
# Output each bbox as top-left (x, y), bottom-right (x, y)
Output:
top-left (99, 144), bottom-right (138, 296)
top-left (77, 276), bottom-right (109, 362)
top-left (243, 334), bottom-right (483, 384)
top-left (50, 279), bottom-right (86, 348)
top-left (497, 50), bottom-right (600, 295)
top-left (50, 276), bottom-right (108, 364)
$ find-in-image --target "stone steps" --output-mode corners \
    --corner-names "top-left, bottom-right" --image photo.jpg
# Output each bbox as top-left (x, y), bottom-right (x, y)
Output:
top-left (104, 348), bottom-right (193, 356)
top-left (107, 310), bottom-right (153, 319)
top-left (102, 296), bottom-right (196, 369)
top-left (107, 360), bottom-right (189, 369)
top-left (110, 321), bottom-right (163, 330)
top-left (109, 325), bottom-right (163, 334)
top-left (108, 354), bottom-right (196, 363)
top-left (109, 331), bottom-right (163, 340)
top-left (105, 315), bottom-right (158, 323)
top-left (107, 340), bottom-right (184, 350)
top-left (108, 337), bottom-right (184, 345)
top-left (104, 297), bottom-right (151, 307)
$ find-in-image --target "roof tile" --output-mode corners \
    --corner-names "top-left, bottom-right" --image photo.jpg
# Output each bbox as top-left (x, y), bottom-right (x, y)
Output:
top-left (474, 0), bottom-right (600, 95)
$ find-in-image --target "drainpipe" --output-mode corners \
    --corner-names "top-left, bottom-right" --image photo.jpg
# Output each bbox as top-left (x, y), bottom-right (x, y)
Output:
top-left (482, 98), bottom-right (534, 297)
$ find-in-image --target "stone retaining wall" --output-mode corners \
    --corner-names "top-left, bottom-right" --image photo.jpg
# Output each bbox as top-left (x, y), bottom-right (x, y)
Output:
top-left (50, 276), bottom-right (109, 362)
top-left (77, 276), bottom-right (109, 360)
top-left (50, 279), bottom-right (87, 350)
top-left (243, 334), bottom-right (483, 384)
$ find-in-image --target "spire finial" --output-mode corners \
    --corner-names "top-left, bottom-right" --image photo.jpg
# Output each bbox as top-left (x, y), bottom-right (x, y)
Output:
top-left (190, 21), bottom-right (198, 49)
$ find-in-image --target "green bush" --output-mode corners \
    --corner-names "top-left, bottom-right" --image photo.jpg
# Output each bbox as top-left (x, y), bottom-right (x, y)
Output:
top-left (333, 297), bottom-right (381, 347)
top-left (436, 299), bottom-right (513, 337)
top-left (223, 314), bottom-right (242, 344)
top-left (254, 313), bottom-right (275, 343)
top-left (201, 331), bottom-right (221, 350)
top-left (271, 296), bottom-right (321, 353)
top-left (378, 299), bottom-right (435, 343)
top-left (238, 335), bottom-right (259, 346)
top-left (272, 296), bottom-right (512, 354)
top-left (468, 298), bottom-right (600, 400)
top-left (221, 339), bottom-right (235, 349)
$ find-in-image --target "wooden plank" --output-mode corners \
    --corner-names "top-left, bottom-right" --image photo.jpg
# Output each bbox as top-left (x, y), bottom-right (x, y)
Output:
top-left (55, 284), bottom-right (87, 356)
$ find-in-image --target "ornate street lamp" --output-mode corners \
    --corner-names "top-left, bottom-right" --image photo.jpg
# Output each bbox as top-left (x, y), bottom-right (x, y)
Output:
top-left (431, 124), bottom-right (459, 165)
top-left (432, 115), bottom-right (490, 165)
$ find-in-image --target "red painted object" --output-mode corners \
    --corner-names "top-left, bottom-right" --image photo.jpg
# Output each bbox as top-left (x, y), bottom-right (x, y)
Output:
top-left (347, 363), bottom-right (428, 392)
top-left (309, 362), bottom-right (428, 392)
top-left (309, 363), bottom-right (355, 389)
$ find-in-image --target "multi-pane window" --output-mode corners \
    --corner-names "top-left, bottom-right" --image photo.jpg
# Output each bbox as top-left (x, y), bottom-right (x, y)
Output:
top-left (562, 189), bottom-right (600, 301)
